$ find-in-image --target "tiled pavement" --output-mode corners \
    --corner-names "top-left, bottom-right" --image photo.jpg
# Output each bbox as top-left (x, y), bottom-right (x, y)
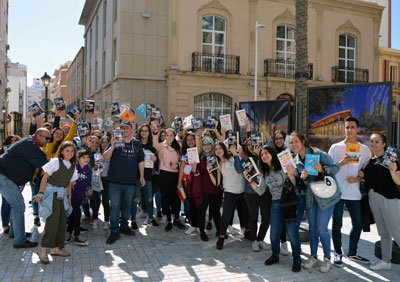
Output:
top-left (0, 185), bottom-right (399, 282)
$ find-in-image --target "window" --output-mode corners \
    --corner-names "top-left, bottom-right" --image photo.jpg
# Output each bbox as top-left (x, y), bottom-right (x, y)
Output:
top-left (103, 0), bottom-right (107, 38)
top-left (102, 51), bottom-right (106, 84)
top-left (201, 15), bottom-right (226, 72)
top-left (338, 34), bottom-right (356, 83)
top-left (113, 0), bottom-right (118, 23)
top-left (194, 93), bottom-right (232, 120)
top-left (390, 66), bottom-right (397, 82)
top-left (276, 25), bottom-right (296, 76)
top-left (112, 39), bottom-right (117, 77)
top-left (95, 61), bottom-right (98, 91)
top-left (95, 16), bottom-right (99, 50)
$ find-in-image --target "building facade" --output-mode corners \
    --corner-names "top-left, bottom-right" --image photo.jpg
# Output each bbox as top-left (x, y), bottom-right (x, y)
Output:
top-left (7, 61), bottom-right (27, 116)
top-left (80, 0), bottom-right (383, 125)
top-left (26, 78), bottom-right (44, 114)
top-left (66, 47), bottom-right (84, 111)
top-left (0, 0), bottom-right (9, 140)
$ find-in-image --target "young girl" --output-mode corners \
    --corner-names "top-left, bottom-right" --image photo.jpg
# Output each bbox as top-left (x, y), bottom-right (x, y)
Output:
top-left (34, 141), bottom-right (78, 264)
top-left (87, 136), bottom-right (101, 229)
top-left (290, 132), bottom-right (340, 273)
top-left (153, 130), bottom-right (165, 220)
top-left (66, 149), bottom-right (92, 246)
top-left (96, 135), bottom-right (111, 230)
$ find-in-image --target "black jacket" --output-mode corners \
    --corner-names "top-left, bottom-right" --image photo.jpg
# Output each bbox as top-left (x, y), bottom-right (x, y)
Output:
top-left (0, 135), bottom-right (48, 185)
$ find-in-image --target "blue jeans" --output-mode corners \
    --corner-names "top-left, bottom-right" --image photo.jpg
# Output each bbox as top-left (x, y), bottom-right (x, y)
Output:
top-left (332, 199), bottom-right (362, 255)
top-left (109, 183), bottom-right (135, 234)
top-left (30, 180), bottom-right (40, 216)
top-left (270, 200), bottom-right (301, 262)
top-left (0, 173), bottom-right (27, 245)
top-left (130, 181), bottom-right (146, 220)
top-left (307, 197), bottom-right (334, 258)
top-left (1, 196), bottom-right (11, 227)
top-left (296, 195), bottom-right (305, 228)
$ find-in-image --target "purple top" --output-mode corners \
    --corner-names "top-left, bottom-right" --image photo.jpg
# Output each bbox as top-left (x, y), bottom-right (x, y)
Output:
top-left (72, 164), bottom-right (92, 202)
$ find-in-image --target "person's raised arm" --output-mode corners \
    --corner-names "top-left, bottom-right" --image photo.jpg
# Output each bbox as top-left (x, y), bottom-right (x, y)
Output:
top-left (103, 138), bottom-right (117, 160)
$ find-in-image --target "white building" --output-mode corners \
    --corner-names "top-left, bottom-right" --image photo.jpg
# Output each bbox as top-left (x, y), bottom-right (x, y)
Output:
top-left (7, 61), bottom-right (27, 116)
top-left (362, 0), bottom-right (391, 47)
top-left (26, 78), bottom-right (44, 117)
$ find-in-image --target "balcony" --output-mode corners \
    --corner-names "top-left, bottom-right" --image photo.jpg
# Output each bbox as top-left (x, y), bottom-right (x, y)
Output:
top-left (331, 66), bottom-right (369, 83)
top-left (264, 59), bottom-right (313, 80)
top-left (191, 52), bottom-right (240, 75)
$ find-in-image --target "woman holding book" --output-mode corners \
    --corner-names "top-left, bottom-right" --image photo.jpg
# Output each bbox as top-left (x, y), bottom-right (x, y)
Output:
top-left (290, 132), bottom-right (340, 273)
top-left (360, 132), bottom-right (400, 271)
top-left (244, 146), bottom-right (301, 272)
top-left (96, 135), bottom-right (111, 230)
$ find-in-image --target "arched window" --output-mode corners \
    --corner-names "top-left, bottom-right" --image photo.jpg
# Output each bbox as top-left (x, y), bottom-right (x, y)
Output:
top-left (276, 25), bottom-right (296, 76)
top-left (194, 93), bottom-right (232, 120)
top-left (201, 16), bottom-right (226, 72)
top-left (338, 34), bottom-right (356, 83)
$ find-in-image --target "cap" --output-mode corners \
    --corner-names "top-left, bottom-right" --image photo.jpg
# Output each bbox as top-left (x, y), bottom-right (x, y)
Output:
top-left (120, 121), bottom-right (132, 127)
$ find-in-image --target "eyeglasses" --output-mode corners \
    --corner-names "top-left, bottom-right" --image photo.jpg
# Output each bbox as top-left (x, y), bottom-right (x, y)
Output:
top-left (274, 137), bottom-right (284, 140)
top-left (38, 134), bottom-right (51, 141)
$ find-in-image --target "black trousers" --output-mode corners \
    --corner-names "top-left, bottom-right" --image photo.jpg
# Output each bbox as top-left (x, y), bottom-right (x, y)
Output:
top-left (91, 191), bottom-right (101, 220)
top-left (188, 197), bottom-right (199, 228)
top-left (198, 192), bottom-right (222, 234)
top-left (68, 199), bottom-right (82, 236)
top-left (244, 192), bottom-right (271, 241)
top-left (228, 193), bottom-right (248, 229)
top-left (159, 170), bottom-right (180, 222)
top-left (220, 192), bottom-right (245, 236)
top-left (101, 177), bottom-right (110, 222)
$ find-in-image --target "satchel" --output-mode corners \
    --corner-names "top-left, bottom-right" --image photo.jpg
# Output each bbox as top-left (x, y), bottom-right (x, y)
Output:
top-left (310, 174), bottom-right (337, 198)
top-left (280, 179), bottom-right (298, 208)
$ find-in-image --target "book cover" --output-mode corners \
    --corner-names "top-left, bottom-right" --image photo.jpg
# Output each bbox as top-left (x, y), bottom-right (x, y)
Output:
top-left (377, 146), bottom-right (400, 169)
top-left (137, 103), bottom-right (147, 119)
top-left (102, 116), bottom-right (113, 131)
top-left (54, 97), bottom-right (66, 111)
top-left (227, 131), bottom-right (239, 148)
top-left (77, 122), bottom-right (90, 140)
top-left (191, 117), bottom-right (204, 133)
top-left (346, 143), bottom-right (360, 163)
top-left (206, 115), bottom-right (217, 129)
top-left (251, 132), bottom-right (263, 147)
top-left (109, 102), bottom-right (120, 116)
top-left (242, 157), bottom-right (260, 180)
top-left (146, 104), bottom-right (155, 118)
top-left (66, 106), bottom-right (82, 120)
top-left (219, 114), bottom-right (232, 130)
top-left (277, 149), bottom-right (295, 173)
top-left (120, 108), bottom-right (136, 122)
top-left (85, 100), bottom-right (95, 113)
top-left (305, 154), bottom-right (320, 176)
top-left (28, 102), bottom-right (43, 118)
top-left (206, 155), bottom-right (219, 172)
top-left (183, 115), bottom-right (193, 129)
top-left (112, 130), bottom-right (123, 147)
top-left (187, 147), bottom-right (200, 164)
top-left (92, 118), bottom-right (103, 129)
top-left (235, 109), bottom-right (247, 128)
top-left (150, 107), bottom-right (162, 126)
top-left (144, 149), bottom-right (154, 169)
top-left (119, 103), bottom-right (130, 113)
top-left (177, 186), bottom-right (187, 201)
top-left (173, 116), bottom-right (184, 132)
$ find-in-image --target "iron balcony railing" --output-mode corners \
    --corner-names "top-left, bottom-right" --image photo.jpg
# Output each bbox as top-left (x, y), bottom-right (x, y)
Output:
top-left (192, 52), bottom-right (240, 75)
top-left (264, 59), bottom-right (313, 80)
top-left (331, 66), bottom-right (369, 83)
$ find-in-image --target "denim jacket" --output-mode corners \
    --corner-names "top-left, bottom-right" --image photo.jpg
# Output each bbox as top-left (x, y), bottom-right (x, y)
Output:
top-left (293, 147), bottom-right (341, 211)
top-left (39, 184), bottom-right (72, 220)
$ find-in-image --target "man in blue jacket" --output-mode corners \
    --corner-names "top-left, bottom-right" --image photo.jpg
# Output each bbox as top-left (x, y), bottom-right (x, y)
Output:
top-left (0, 128), bottom-right (49, 248)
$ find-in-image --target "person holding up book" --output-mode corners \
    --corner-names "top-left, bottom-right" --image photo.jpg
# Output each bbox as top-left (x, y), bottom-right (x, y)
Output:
top-left (290, 132), bottom-right (340, 273)
top-left (360, 132), bottom-right (400, 270)
top-left (96, 135), bottom-right (111, 230)
top-left (328, 117), bottom-right (371, 267)
top-left (151, 123), bottom-right (184, 231)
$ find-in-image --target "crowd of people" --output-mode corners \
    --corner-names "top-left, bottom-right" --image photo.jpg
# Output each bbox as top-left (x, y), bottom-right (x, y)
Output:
top-left (0, 109), bottom-right (399, 274)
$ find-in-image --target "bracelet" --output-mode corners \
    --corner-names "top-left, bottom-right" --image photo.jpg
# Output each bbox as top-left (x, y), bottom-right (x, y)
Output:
top-left (38, 192), bottom-right (44, 195)
top-left (35, 194), bottom-right (43, 197)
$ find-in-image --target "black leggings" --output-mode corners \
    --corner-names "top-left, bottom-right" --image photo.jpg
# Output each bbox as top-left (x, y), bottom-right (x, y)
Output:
top-left (68, 199), bottom-right (82, 236)
top-left (245, 192), bottom-right (271, 241)
top-left (159, 170), bottom-right (180, 222)
top-left (101, 177), bottom-right (110, 222)
top-left (220, 192), bottom-right (245, 236)
top-left (198, 192), bottom-right (222, 234)
top-left (228, 193), bottom-right (249, 230)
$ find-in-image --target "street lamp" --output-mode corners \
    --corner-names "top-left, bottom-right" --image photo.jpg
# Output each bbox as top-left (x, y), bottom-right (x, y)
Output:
top-left (41, 72), bottom-right (51, 122)
top-left (1, 106), bottom-right (6, 140)
top-left (254, 21), bottom-right (266, 102)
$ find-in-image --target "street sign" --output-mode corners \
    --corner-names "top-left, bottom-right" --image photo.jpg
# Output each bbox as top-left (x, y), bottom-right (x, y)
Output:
top-left (40, 98), bottom-right (54, 111)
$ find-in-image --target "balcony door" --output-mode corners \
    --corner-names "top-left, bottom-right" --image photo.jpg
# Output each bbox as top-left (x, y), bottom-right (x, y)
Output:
top-left (276, 25), bottom-right (296, 78)
top-left (338, 34), bottom-right (356, 83)
top-left (202, 16), bottom-right (226, 73)
top-left (194, 93), bottom-right (231, 120)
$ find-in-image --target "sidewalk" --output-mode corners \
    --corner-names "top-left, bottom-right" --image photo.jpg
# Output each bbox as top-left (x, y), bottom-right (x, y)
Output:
top-left (0, 185), bottom-right (399, 282)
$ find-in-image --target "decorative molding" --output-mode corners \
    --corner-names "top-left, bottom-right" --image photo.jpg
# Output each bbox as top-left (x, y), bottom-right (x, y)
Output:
top-left (273, 8), bottom-right (295, 24)
top-left (199, 0), bottom-right (232, 16)
top-left (337, 19), bottom-right (360, 35)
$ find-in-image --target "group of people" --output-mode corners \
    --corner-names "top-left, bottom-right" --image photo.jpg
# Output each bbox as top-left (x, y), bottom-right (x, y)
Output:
top-left (0, 109), bottom-right (399, 274)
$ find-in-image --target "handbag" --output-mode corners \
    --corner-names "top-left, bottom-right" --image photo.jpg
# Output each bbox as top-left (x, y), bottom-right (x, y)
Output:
top-left (280, 178), bottom-right (298, 208)
top-left (91, 168), bottom-right (103, 192)
top-left (310, 174), bottom-right (337, 198)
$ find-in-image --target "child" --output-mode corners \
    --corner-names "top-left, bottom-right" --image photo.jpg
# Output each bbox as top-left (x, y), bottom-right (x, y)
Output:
top-left (66, 149), bottom-right (92, 246)
top-left (34, 141), bottom-right (78, 264)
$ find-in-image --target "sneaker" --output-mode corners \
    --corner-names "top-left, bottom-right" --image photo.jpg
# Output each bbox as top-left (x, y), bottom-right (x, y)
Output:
top-left (106, 233), bottom-right (120, 244)
top-left (92, 219), bottom-right (98, 229)
top-left (65, 232), bottom-right (72, 244)
top-left (150, 219), bottom-right (160, 227)
top-left (333, 253), bottom-right (343, 268)
top-left (34, 217), bottom-right (41, 227)
top-left (185, 217), bottom-right (190, 223)
top-left (82, 217), bottom-right (92, 223)
top-left (173, 220), bottom-right (186, 230)
top-left (320, 258), bottom-right (331, 273)
top-left (130, 221), bottom-right (139, 230)
top-left (80, 227), bottom-right (88, 233)
top-left (259, 241), bottom-right (271, 251)
top-left (157, 211), bottom-right (162, 218)
top-left (292, 261), bottom-right (301, 272)
top-left (303, 256), bottom-right (319, 269)
top-left (103, 222), bottom-right (110, 230)
top-left (206, 222), bottom-right (212, 230)
top-left (280, 242), bottom-right (289, 256)
top-left (200, 232), bottom-right (209, 242)
top-left (347, 254), bottom-right (370, 264)
top-left (120, 227), bottom-right (135, 236)
top-left (74, 235), bottom-right (88, 246)
top-left (370, 260), bottom-right (391, 270)
top-left (185, 226), bottom-right (198, 235)
top-left (13, 240), bottom-right (38, 249)
top-left (160, 216), bottom-right (167, 224)
top-left (252, 241), bottom-right (260, 252)
top-left (265, 254), bottom-right (279, 265)
top-left (216, 237), bottom-right (224, 250)
top-left (165, 222), bottom-right (173, 232)
top-left (227, 225), bottom-right (233, 234)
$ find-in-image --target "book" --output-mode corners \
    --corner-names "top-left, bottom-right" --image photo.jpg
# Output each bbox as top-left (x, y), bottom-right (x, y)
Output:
top-left (206, 155), bottom-right (219, 172)
top-left (227, 131), bottom-right (239, 148)
top-left (251, 132), bottom-right (263, 147)
top-left (112, 130), bottom-right (123, 147)
top-left (119, 103), bottom-right (130, 113)
top-left (220, 114), bottom-right (232, 130)
top-left (277, 149), bottom-right (295, 173)
top-left (206, 115), bottom-right (217, 129)
top-left (109, 102), bottom-right (120, 116)
top-left (92, 118), bottom-right (103, 129)
top-left (144, 149), bottom-right (154, 169)
top-left (242, 157), bottom-right (260, 180)
top-left (187, 147), bottom-right (200, 164)
top-left (346, 143), bottom-right (360, 163)
top-left (85, 100), bottom-right (95, 113)
top-left (66, 106), bottom-right (82, 120)
top-left (146, 104), bottom-right (155, 118)
top-left (120, 108), bottom-right (136, 122)
top-left (54, 97), bottom-right (66, 111)
top-left (137, 103), bottom-right (147, 119)
top-left (305, 154), bottom-right (320, 176)
top-left (183, 115), bottom-right (193, 129)
top-left (191, 117), bottom-right (204, 133)
top-left (377, 146), bottom-right (400, 169)
top-left (235, 109), bottom-right (247, 128)
top-left (177, 186), bottom-right (187, 201)
top-left (77, 122), bottom-right (90, 140)
top-left (28, 102), bottom-right (43, 118)
top-left (173, 116), bottom-right (184, 132)
top-left (102, 116), bottom-right (113, 131)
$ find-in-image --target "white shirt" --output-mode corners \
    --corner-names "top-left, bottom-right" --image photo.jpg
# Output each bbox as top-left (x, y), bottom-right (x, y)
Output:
top-left (221, 159), bottom-right (244, 194)
top-left (42, 158), bottom-right (79, 183)
top-left (328, 141), bottom-right (371, 200)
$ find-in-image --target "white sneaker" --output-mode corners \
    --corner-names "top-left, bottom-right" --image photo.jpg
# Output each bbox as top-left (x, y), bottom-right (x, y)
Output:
top-left (103, 222), bottom-right (110, 230)
top-left (320, 258), bottom-right (331, 273)
top-left (303, 256), bottom-right (319, 269)
top-left (252, 241), bottom-right (260, 252)
top-left (185, 226), bottom-right (198, 235)
top-left (370, 260), bottom-right (391, 270)
top-left (92, 219), bottom-right (98, 229)
top-left (160, 216), bottom-right (167, 224)
top-left (259, 241), bottom-right (271, 250)
top-left (227, 225), bottom-right (233, 234)
top-left (280, 242), bottom-right (289, 256)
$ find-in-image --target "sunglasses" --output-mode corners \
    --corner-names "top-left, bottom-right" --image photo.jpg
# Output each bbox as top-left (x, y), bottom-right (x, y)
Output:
top-left (38, 134), bottom-right (51, 141)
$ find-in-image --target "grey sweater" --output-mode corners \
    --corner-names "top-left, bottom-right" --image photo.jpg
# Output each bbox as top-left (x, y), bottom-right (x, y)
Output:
top-left (254, 170), bottom-right (288, 200)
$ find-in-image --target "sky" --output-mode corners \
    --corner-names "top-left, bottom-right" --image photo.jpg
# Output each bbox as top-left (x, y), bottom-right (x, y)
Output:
top-left (7, 0), bottom-right (400, 87)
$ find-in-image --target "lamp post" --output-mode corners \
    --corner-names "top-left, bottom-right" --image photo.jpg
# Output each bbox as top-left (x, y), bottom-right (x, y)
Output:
top-left (41, 72), bottom-right (51, 122)
top-left (254, 21), bottom-right (266, 102)
top-left (1, 106), bottom-right (6, 141)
